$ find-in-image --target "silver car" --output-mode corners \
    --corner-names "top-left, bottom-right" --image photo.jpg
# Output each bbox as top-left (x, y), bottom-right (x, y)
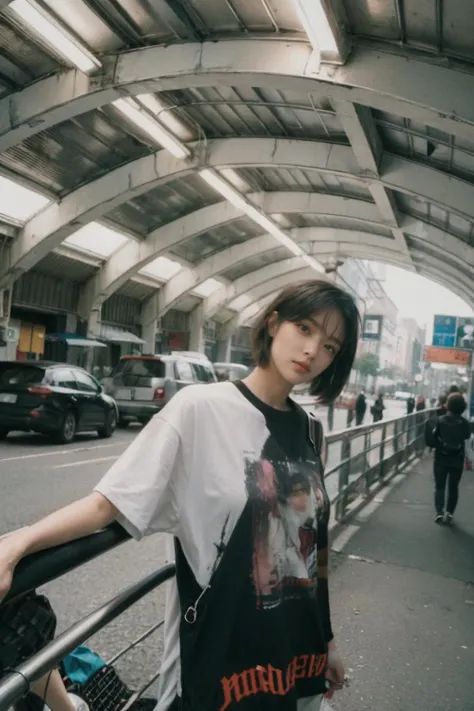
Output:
top-left (214, 362), bottom-right (251, 381)
top-left (101, 352), bottom-right (217, 427)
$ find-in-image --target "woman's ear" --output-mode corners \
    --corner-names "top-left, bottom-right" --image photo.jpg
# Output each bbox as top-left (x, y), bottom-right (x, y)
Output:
top-left (267, 311), bottom-right (279, 338)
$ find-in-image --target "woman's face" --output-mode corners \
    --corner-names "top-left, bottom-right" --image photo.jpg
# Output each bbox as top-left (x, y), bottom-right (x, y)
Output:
top-left (269, 309), bottom-right (344, 387)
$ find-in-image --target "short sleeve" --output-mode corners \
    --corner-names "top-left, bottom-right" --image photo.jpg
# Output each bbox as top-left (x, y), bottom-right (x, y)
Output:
top-left (94, 414), bottom-right (186, 540)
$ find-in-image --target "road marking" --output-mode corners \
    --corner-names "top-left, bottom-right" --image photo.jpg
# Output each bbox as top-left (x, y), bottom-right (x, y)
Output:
top-left (0, 441), bottom-right (127, 463)
top-left (54, 455), bottom-right (120, 469)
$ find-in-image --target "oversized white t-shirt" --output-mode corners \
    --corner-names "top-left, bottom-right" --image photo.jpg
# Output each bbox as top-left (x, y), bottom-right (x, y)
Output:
top-left (95, 382), bottom-right (330, 711)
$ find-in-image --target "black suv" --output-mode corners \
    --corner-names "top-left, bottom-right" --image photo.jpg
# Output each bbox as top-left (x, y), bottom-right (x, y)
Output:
top-left (0, 361), bottom-right (118, 443)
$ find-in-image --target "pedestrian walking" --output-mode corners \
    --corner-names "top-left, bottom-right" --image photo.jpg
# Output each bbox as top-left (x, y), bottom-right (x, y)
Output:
top-left (355, 392), bottom-right (367, 426)
top-left (0, 279), bottom-right (360, 711)
top-left (425, 393), bottom-right (471, 525)
top-left (371, 393), bottom-right (384, 423)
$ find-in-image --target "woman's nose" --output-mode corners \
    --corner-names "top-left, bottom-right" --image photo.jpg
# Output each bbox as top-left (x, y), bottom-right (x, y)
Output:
top-left (304, 334), bottom-right (322, 357)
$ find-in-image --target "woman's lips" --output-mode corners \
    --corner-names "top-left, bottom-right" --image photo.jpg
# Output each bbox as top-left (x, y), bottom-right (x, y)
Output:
top-left (293, 361), bottom-right (310, 374)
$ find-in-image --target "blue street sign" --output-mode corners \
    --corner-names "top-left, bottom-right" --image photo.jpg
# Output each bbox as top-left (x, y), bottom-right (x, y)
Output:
top-left (433, 315), bottom-right (474, 351)
top-left (433, 315), bottom-right (456, 337)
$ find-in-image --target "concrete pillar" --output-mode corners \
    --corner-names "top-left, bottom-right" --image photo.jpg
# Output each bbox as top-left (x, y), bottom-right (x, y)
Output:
top-left (85, 309), bottom-right (101, 372)
top-left (216, 337), bottom-right (232, 362)
top-left (140, 292), bottom-right (159, 354)
top-left (188, 303), bottom-right (205, 353)
top-left (0, 284), bottom-right (13, 361)
top-left (66, 312), bottom-right (77, 333)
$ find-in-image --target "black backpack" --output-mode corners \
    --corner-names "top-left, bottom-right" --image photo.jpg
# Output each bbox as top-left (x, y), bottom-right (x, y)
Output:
top-left (434, 416), bottom-right (466, 456)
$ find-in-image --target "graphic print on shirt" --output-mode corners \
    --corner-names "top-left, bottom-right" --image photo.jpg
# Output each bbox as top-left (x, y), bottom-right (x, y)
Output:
top-left (244, 434), bottom-right (326, 611)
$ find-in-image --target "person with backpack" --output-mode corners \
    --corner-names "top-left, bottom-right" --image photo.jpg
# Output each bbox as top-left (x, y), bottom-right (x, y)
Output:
top-left (427, 393), bottom-right (471, 525)
top-left (371, 393), bottom-right (384, 423)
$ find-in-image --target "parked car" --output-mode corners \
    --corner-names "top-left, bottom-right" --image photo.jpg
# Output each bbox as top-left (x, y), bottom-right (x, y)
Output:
top-left (101, 351), bottom-right (217, 427)
top-left (0, 361), bottom-right (118, 443)
top-left (213, 362), bottom-right (251, 381)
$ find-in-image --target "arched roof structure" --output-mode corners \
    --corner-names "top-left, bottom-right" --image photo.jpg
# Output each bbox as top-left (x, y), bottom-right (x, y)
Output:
top-left (0, 0), bottom-right (473, 329)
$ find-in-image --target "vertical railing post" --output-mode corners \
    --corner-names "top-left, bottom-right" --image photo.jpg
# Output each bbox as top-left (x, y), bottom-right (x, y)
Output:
top-left (379, 423), bottom-right (387, 481)
top-left (337, 433), bottom-right (351, 520)
top-left (393, 418), bottom-right (399, 471)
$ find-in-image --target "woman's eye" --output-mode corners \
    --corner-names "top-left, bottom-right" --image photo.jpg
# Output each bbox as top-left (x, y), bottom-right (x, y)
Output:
top-left (325, 344), bottom-right (336, 355)
top-left (298, 323), bottom-right (310, 334)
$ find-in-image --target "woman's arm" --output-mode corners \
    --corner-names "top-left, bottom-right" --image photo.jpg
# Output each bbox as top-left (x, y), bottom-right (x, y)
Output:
top-left (0, 492), bottom-right (116, 601)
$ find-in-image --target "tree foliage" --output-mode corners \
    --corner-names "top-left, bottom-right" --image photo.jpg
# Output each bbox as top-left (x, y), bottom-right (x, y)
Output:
top-left (355, 352), bottom-right (380, 378)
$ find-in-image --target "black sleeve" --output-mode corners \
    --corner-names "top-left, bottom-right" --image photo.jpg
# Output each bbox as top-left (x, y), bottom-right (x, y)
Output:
top-left (317, 514), bottom-right (334, 643)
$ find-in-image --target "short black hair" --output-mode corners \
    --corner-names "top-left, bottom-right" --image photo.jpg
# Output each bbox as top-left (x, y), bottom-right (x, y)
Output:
top-left (448, 384), bottom-right (460, 394)
top-left (251, 279), bottom-right (360, 404)
top-left (438, 394), bottom-right (447, 407)
top-left (447, 392), bottom-right (466, 415)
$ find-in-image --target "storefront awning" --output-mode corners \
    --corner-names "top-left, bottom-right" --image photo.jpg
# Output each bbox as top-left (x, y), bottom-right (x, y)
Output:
top-left (66, 338), bottom-right (106, 348)
top-left (46, 333), bottom-right (107, 348)
top-left (99, 325), bottom-right (146, 345)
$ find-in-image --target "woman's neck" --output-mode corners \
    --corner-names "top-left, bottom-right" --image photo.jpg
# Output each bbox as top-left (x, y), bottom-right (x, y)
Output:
top-left (242, 365), bottom-right (293, 410)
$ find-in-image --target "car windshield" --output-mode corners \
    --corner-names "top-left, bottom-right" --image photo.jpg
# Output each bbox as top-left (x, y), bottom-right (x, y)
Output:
top-left (115, 358), bottom-right (165, 378)
top-left (0, 365), bottom-right (45, 387)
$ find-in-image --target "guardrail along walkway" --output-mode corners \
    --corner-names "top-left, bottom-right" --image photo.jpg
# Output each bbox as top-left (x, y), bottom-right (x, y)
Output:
top-left (328, 455), bottom-right (474, 711)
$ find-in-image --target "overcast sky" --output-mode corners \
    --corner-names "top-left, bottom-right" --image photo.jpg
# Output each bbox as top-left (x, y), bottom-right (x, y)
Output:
top-left (381, 265), bottom-right (474, 341)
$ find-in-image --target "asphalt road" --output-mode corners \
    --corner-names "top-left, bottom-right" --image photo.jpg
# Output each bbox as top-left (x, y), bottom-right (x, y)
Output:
top-left (0, 397), bottom-right (417, 701)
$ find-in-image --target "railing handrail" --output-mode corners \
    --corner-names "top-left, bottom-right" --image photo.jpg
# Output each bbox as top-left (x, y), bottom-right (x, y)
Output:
top-left (4, 522), bottom-right (130, 605)
top-left (0, 564), bottom-right (175, 711)
top-left (325, 407), bottom-right (435, 442)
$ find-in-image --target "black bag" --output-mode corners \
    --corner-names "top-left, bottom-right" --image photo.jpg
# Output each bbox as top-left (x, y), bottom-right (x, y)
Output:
top-left (67, 664), bottom-right (132, 711)
top-left (65, 662), bottom-right (157, 711)
top-left (0, 592), bottom-right (57, 677)
top-left (435, 416), bottom-right (466, 456)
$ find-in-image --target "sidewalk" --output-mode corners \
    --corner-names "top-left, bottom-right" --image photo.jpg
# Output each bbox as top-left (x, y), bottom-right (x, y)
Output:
top-left (328, 454), bottom-right (474, 711)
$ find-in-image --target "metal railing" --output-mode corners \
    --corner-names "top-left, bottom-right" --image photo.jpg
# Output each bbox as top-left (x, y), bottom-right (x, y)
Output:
top-left (0, 408), bottom-right (433, 711)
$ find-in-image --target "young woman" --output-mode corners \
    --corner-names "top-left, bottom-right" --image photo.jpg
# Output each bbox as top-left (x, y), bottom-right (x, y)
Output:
top-left (0, 279), bottom-right (360, 711)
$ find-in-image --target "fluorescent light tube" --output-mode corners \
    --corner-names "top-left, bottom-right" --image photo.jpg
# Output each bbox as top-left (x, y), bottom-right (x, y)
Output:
top-left (9, 0), bottom-right (101, 73)
top-left (200, 168), bottom-right (324, 273)
top-left (136, 94), bottom-right (192, 139)
top-left (293, 0), bottom-right (339, 54)
top-left (199, 169), bottom-right (248, 211)
top-left (113, 98), bottom-right (190, 159)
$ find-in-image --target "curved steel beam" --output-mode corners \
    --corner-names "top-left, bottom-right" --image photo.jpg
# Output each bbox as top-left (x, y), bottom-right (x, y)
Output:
top-left (198, 230), bottom-right (403, 319)
top-left (2, 41), bottom-right (474, 151)
top-left (105, 198), bottom-right (472, 317)
top-left (1, 138), bottom-right (358, 287)
top-left (208, 241), bottom-right (474, 323)
top-left (84, 194), bottom-right (384, 314)
top-left (230, 256), bottom-right (473, 332)
top-left (3, 138), bottom-right (474, 289)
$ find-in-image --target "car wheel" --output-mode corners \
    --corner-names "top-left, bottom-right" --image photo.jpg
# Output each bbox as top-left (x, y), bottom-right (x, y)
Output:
top-left (98, 409), bottom-right (117, 438)
top-left (55, 410), bottom-right (76, 444)
top-left (0, 427), bottom-right (9, 441)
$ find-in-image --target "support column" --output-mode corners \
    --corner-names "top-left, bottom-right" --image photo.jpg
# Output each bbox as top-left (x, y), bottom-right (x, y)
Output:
top-left (216, 336), bottom-right (232, 362)
top-left (215, 322), bottom-right (232, 361)
top-left (84, 308), bottom-right (101, 372)
top-left (140, 292), bottom-right (159, 354)
top-left (188, 303), bottom-right (205, 353)
top-left (0, 283), bottom-right (14, 360)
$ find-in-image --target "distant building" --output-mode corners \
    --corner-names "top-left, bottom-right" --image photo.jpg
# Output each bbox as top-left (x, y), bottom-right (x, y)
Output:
top-left (396, 317), bottom-right (426, 380)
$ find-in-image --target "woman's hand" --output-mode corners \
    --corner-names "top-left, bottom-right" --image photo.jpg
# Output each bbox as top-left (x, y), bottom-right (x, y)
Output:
top-left (324, 642), bottom-right (345, 699)
top-left (0, 541), bottom-right (17, 603)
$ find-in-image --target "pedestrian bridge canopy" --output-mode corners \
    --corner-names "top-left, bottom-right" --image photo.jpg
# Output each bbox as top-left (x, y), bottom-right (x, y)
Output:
top-left (0, 0), bottom-right (473, 340)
